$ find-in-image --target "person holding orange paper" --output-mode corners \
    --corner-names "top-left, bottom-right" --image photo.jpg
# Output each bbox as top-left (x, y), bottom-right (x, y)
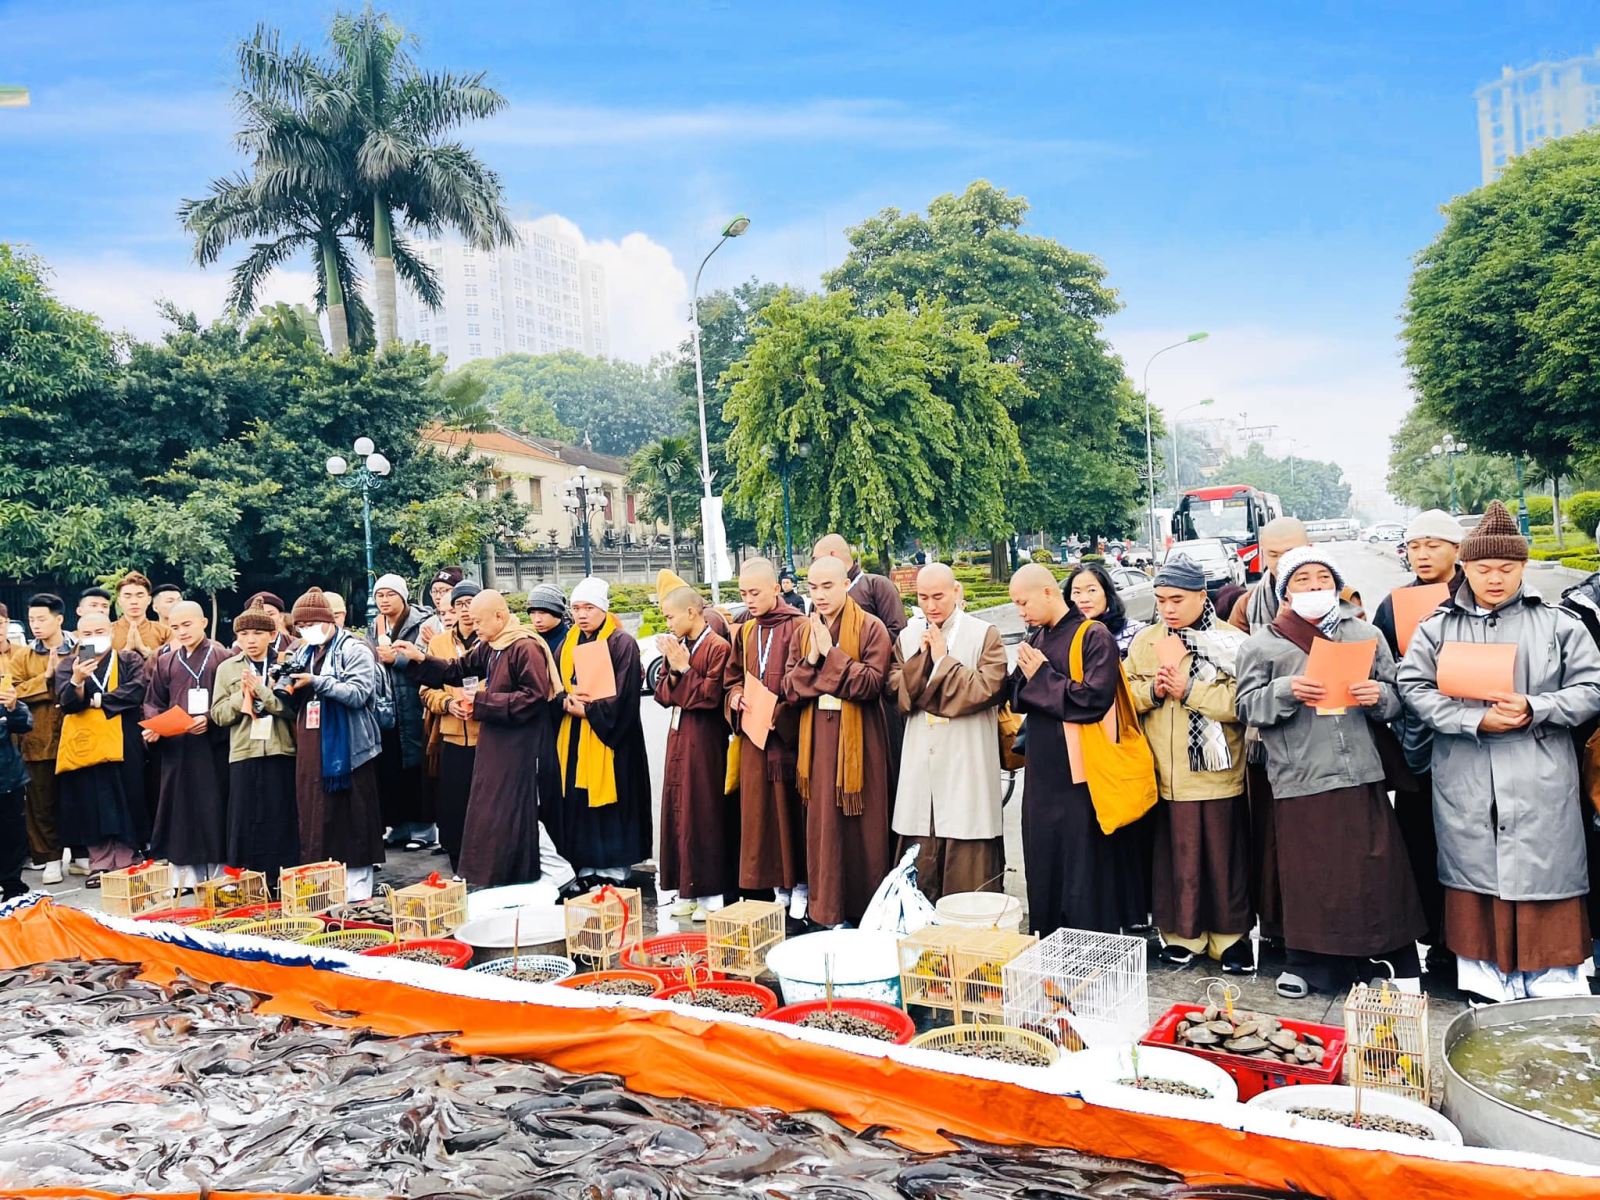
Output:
top-left (1236, 545), bottom-right (1425, 999)
top-left (1398, 501), bottom-right (1600, 1003)
top-left (1127, 555), bottom-right (1254, 974)
top-left (724, 559), bottom-right (809, 919)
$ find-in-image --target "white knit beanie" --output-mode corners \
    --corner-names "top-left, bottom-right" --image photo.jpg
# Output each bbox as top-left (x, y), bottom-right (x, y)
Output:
top-left (373, 573), bottom-right (409, 602)
top-left (1275, 545), bottom-right (1345, 601)
top-left (1405, 508), bottom-right (1463, 545)
top-left (570, 576), bottom-right (610, 612)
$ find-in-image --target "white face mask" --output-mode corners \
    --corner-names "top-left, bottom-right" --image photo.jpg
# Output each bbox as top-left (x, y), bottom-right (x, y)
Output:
top-left (1289, 589), bottom-right (1339, 621)
top-left (82, 635), bottom-right (112, 655)
top-left (298, 625), bottom-right (331, 646)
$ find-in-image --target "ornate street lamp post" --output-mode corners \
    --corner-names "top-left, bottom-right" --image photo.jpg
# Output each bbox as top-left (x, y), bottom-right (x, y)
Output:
top-left (560, 465), bottom-right (607, 577)
top-left (326, 436), bottom-right (391, 626)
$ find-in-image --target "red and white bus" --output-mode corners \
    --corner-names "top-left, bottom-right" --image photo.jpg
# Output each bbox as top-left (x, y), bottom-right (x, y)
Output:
top-left (1171, 485), bottom-right (1282, 579)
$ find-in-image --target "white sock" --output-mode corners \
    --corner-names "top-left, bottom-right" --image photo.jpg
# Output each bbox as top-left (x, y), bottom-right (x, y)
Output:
top-left (790, 885), bottom-right (809, 920)
top-left (698, 895), bottom-right (725, 912)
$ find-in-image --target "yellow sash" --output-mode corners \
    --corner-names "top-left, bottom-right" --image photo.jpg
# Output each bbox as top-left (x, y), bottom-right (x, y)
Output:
top-left (557, 615), bottom-right (619, 809)
top-left (56, 654), bottom-right (125, 775)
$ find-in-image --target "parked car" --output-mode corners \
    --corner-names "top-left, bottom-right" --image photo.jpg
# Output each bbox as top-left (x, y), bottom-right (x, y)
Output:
top-left (1164, 538), bottom-right (1246, 591)
top-left (1110, 565), bottom-right (1156, 622)
top-left (1363, 522), bottom-right (1405, 543)
top-left (5, 619), bottom-right (23, 649)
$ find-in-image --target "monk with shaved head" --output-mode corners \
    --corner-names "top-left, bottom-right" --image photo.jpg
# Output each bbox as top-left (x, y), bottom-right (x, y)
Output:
top-left (1009, 562), bottom-right (1146, 936)
top-left (726, 557), bottom-right (811, 917)
top-left (142, 598), bottom-right (234, 889)
top-left (396, 587), bottom-right (560, 885)
top-left (889, 563), bottom-right (1010, 901)
top-left (784, 553), bottom-right (895, 927)
top-left (812, 535), bottom-right (908, 640)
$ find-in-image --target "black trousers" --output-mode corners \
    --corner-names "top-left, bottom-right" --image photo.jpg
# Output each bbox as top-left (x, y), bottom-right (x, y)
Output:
top-left (1, 786), bottom-right (27, 899)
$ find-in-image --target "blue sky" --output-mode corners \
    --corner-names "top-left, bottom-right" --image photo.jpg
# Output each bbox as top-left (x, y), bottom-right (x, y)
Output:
top-left (3, 1), bottom-right (1596, 508)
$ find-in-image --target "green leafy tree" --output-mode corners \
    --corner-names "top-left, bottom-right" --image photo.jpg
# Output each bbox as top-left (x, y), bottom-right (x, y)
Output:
top-left (824, 181), bottom-right (1128, 569)
top-left (722, 291), bottom-right (1024, 561)
top-left (627, 435), bottom-right (698, 572)
top-left (1214, 442), bottom-right (1352, 520)
top-left (471, 351), bottom-right (680, 455)
top-left (1404, 131), bottom-right (1600, 491)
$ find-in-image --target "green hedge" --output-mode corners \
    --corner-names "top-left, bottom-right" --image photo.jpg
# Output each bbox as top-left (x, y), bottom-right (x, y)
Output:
top-left (1531, 524), bottom-right (1554, 537)
top-left (1520, 495), bottom-right (1555, 525)
top-left (1561, 555), bottom-right (1600, 573)
top-left (1566, 491), bottom-right (1600, 537)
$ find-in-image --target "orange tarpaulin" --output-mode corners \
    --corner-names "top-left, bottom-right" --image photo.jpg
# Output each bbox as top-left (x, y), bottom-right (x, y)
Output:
top-left (0, 900), bottom-right (1596, 1200)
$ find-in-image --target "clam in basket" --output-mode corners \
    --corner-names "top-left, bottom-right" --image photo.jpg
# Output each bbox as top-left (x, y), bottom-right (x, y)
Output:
top-left (391, 872), bottom-right (468, 940)
top-left (705, 900), bottom-right (786, 978)
top-left (100, 860), bottom-right (177, 919)
top-left (468, 955), bottom-right (577, 985)
top-left (563, 885), bottom-right (642, 970)
top-left (1343, 981), bottom-right (1431, 1106)
top-left (769, 999), bottom-right (917, 1045)
top-left (559, 969), bottom-right (664, 998)
top-left (194, 868), bottom-right (269, 913)
top-left (304, 927), bottom-right (396, 953)
top-left (1002, 927), bottom-right (1149, 1051)
top-left (232, 916), bottom-right (326, 943)
top-left (280, 861), bottom-right (347, 916)
top-left (360, 939), bottom-right (474, 969)
top-left (909, 1023), bottom-right (1060, 1069)
top-left (656, 980), bottom-right (779, 1018)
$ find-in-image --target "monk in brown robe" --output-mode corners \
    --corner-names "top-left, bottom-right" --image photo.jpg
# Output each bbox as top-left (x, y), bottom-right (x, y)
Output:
top-left (143, 602), bottom-right (234, 890)
top-left (812, 534), bottom-right (908, 639)
top-left (397, 590), bottom-right (557, 886)
top-left (784, 555), bottom-right (893, 928)
top-left (1009, 563), bottom-right (1145, 936)
top-left (652, 586), bottom-right (732, 920)
top-left (725, 559), bottom-right (808, 917)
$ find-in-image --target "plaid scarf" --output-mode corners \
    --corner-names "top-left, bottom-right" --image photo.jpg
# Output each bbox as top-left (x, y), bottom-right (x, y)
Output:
top-left (1174, 598), bottom-right (1244, 773)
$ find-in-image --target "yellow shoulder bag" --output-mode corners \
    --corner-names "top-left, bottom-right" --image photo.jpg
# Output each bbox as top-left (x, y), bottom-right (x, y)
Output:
top-left (56, 654), bottom-right (126, 775)
top-left (1066, 620), bottom-right (1158, 835)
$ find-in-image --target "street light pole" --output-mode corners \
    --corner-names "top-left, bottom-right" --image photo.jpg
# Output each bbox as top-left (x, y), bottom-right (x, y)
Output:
top-left (767, 441), bottom-right (811, 573)
top-left (327, 436), bottom-right (391, 626)
top-left (561, 466), bottom-right (605, 577)
top-left (1143, 333), bottom-right (1209, 552)
top-left (690, 214), bottom-right (752, 606)
top-left (1169, 397), bottom-right (1215, 501)
top-left (1431, 434), bottom-right (1468, 516)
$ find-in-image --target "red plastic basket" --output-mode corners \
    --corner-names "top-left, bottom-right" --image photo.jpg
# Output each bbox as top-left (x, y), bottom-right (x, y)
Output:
top-left (769, 1000), bottom-right (917, 1045)
top-left (558, 969), bottom-right (666, 998)
top-left (360, 938), bottom-right (473, 969)
top-left (222, 902), bottom-right (284, 920)
top-left (620, 933), bottom-right (725, 986)
top-left (133, 906), bottom-right (215, 926)
top-left (1141, 1003), bottom-right (1346, 1101)
top-left (656, 980), bottom-right (779, 1017)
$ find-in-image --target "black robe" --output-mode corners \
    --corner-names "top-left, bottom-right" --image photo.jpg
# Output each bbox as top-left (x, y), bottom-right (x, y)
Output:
top-left (1011, 613), bottom-right (1145, 936)
top-left (55, 651), bottom-right (149, 851)
top-left (145, 638), bottom-right (234, 866)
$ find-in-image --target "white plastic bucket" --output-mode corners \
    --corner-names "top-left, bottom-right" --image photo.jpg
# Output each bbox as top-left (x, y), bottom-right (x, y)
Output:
top-left (762, 929), bottom-right (902, 1007)
top-left (933, 891), bottom-right (1024, 931)
top-left (1067, 1044), bottom-right (1239, 1105)
top-left (1247, 1084), bottom-right (1463, 1145)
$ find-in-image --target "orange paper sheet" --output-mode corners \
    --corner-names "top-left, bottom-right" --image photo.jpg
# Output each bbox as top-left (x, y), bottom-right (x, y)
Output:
top-left (1156, 634), bottom-right (1186, 670)
top-left (1305, 637), bottom-right (1377, 714)
top-left (139, 704), bottom-right (198, 737)
top-left (1392, 582), bottom-right (1451, 655)
top-left (572, 640), bottom-right (617, 701)
top-left (1437, 641), bottom-right (1517, 702)
top-left (740, 671), bottom-right (778, 750)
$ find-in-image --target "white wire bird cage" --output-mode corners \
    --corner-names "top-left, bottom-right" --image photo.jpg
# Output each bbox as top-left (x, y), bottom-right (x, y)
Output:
top-left (1003, 928), bottom-right (1148, 1052)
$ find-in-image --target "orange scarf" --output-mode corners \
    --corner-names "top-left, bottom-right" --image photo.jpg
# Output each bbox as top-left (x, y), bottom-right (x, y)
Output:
top-left (796, 597), bottom-right (865, 816)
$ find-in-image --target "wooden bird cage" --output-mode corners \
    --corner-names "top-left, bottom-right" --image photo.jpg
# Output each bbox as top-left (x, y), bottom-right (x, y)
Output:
top-left (279, 861), bottom-right (347, 916)
top-left (955, 930), bottom-right (1038, 1023)
top-left (391, 874), bottom-right (468, 940)
top-left (194, 869), bottom-right (269, 913)
top-left (1343, 982), bottom-right (1431, 1105)
top-left (100, 860), bottom-right (177, 919)
top-left (899, 925), bottom-right (984, 1016)
top-left (705, 900), bottom-right (786, 978)
top-left (563, 886), bottom-right (642, 970)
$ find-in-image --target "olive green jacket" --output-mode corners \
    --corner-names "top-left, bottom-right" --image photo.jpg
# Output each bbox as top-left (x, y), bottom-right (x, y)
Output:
top-left (210, 654), bottom-right (296, 762)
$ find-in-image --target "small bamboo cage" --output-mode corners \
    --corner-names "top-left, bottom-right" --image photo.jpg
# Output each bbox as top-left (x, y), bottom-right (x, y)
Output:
top-left (391, 873), bottom-right (468, 940)
top-left (1343, 982), bottom-right (1431, 1105)
top-left (279, 861), bottom-right (347, 916)
top-left (100, 860), bottom-right (177, 919)
top-left (1002, 928), bottom-right (1149, 1051)
top-left (194, 868), bottom-right (269, 913)
top-left (705, 900), bottom-right (786, 978)
top-left (954, 930), bottom-right (1039, 1023)
top-left (897, 925), bottom-right (970, 1015)
top-left (563, 886), bottom-right (642, 969)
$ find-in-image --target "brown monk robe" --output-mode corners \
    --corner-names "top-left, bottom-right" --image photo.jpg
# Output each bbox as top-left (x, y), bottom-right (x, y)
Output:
top-left (1008, 564), bottom-right (1145, 936)
top-left (725, 559), bottom-right (808, 904)
top-left (653, 587), bottom-right (734, 906)
top-left (398, 591), bottom-right (557, 886)
top-left (783, 556), bottom-right (894, 927)
top-left (812, 534), bottom-right (908, 640)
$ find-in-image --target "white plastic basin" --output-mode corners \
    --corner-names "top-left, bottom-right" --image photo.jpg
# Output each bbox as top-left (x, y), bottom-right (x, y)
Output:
top-left (1247, 1084), bottom-right (1463, 1145)
top-left (762, 929), bottom-right (902, 1006)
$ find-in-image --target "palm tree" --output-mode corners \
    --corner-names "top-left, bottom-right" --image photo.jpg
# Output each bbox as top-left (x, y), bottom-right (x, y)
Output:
top-left (315, 7), bottom-right (515, 347)
top-left (628, 435), bottom-right (697, 573)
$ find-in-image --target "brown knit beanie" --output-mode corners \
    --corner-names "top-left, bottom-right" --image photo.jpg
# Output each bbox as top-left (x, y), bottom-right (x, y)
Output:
top-left (1459, 500), bottom-right (1528, 562)
top-left (233, 607), bottom-right (278, 635)
top-left (290, 587), bottom-right (337, 627)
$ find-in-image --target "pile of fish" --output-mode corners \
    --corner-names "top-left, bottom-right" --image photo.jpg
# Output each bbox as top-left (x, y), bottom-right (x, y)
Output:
top-left (0, 958), bottom-right (1325, 1198)
top-left (1174, 1007), bottom-right (1328, 1065)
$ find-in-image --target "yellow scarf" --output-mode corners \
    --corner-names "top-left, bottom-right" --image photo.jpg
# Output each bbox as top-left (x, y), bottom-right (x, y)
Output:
top-left (796, 597), bottom-right (866, 816)
top-left (557, 614), bottom-right (619, 809)
top-left (56, 653), bottom-right (124, 775)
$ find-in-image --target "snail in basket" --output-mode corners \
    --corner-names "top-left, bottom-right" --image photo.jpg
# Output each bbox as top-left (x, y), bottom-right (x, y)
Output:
top-left (1173, 1008), bottom-right (1325, 1065)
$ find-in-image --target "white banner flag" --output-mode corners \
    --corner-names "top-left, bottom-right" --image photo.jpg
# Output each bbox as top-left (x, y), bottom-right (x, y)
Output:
top-left (700, 495), bottom-right (734, 583)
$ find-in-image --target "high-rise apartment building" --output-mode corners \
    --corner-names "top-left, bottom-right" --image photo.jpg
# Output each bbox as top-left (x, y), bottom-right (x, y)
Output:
top-left (396, 220), bottom-right (610, 367)
top-left (1476, 49), bottom-right (1600, 183)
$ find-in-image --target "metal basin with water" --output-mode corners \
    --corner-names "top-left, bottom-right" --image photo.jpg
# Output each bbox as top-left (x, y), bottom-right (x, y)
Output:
top-left (1442, 995), bottom-right (1600, 1166)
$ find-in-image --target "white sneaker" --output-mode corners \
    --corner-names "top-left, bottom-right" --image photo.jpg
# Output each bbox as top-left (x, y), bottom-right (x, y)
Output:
top-left (690, 904), bottom-right (710, 923)
top-left (669, 900), bottom-right (696, 918)
top-left (41, 862), bottom-right (63, 886)
top-left (23, 861), bottom-right (46, 873)
top-left (789, 889), bottom-right (809, 922)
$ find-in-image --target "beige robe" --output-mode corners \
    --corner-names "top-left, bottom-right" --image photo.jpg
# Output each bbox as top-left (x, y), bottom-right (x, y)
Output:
top-left (890, 610), bottom-right (1007, 840)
